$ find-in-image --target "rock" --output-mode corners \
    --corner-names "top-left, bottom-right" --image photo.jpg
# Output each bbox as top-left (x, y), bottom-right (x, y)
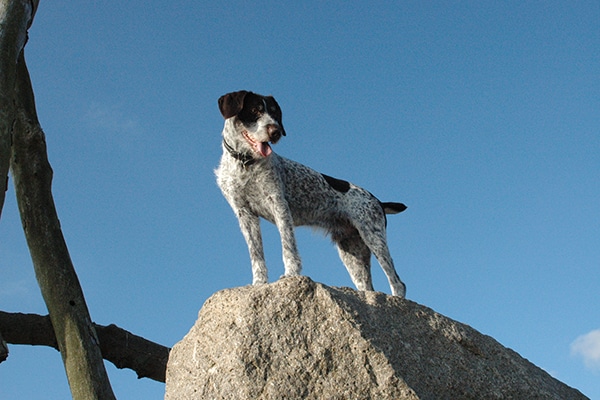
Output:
top-left (165, 276), bottom-right (588, 400)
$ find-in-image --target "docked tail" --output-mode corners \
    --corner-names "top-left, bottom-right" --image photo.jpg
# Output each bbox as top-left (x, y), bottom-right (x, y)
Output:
top-left (382, 202), bottom-right (407, 215)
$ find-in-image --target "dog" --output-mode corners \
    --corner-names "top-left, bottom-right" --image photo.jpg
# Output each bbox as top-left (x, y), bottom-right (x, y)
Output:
top-left (215, 90), bottom-right (407, 297)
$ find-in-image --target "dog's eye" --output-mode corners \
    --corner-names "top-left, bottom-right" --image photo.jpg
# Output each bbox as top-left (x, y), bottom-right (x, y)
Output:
top-left (251, 104), bottom-right (264, 114)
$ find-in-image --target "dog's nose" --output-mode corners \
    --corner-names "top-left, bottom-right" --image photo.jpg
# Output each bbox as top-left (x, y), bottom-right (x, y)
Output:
top-left (267, 124), bottom-right (285, 142)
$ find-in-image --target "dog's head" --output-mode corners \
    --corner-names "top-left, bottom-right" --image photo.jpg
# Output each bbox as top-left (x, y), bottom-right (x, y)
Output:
top-left (218, 90), bottom-right (286, 158)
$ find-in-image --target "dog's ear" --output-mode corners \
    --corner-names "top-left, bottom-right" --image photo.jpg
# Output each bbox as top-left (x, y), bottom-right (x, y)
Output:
top-left (218, 91), bottom-right (249, 119)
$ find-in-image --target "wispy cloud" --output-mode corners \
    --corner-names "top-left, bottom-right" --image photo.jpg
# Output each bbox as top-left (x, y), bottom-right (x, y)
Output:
top-left (571, 329), bottom-right (600, 371)
top-left (84, 102), bottom-right (144, 149)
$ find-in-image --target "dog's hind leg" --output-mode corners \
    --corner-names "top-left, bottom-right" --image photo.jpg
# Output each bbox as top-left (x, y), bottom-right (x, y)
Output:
top-left (334, 231), bottom-right (375, 292)
top-left (344, 198), bottom-right (406, 297)
top-left (359, 229), bottom-right (406, 298)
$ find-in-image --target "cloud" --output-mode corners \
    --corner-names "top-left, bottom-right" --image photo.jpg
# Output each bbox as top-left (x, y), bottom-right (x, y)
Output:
top-left (84, 102), bottom-right (144, 147)
top-left (571, 329), bottom-right (600, 370)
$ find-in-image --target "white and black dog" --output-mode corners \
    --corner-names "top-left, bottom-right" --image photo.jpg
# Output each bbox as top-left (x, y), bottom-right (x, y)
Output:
top-left (215, 90), bottom-right (407, 297)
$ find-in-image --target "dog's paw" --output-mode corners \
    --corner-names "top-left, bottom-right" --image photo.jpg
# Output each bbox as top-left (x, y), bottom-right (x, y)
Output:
top-left (392, 281), bottom-right (407, 298)
top-left (252, 276), bottom-right (268, 285)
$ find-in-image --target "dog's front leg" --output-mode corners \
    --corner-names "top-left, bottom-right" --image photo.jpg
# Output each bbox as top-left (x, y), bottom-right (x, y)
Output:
top-left (272, 200), bottom-right (302, 278)
top-left (236, 208), bottom-right (268, 285)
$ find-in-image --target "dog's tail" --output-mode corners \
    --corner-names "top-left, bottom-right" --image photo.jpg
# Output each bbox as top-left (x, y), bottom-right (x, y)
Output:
top-left (381, 202), bottom-right (407, 215)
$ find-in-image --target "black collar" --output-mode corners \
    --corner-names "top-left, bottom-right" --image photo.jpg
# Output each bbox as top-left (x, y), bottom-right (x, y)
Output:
top-left (223, 139), bottom-right (256, 168)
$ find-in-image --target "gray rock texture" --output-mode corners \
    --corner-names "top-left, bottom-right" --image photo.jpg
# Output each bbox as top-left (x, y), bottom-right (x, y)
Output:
top-left (165, 276), bottom-right (587, 400)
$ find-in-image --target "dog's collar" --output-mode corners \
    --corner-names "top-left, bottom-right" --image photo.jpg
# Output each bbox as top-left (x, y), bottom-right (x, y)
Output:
top-left (223, 139), bottom-right (256, 168)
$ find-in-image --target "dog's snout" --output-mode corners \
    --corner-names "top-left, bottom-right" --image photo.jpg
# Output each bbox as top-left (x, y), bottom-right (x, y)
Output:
top-left (267, 124), bottom-right (285, 142)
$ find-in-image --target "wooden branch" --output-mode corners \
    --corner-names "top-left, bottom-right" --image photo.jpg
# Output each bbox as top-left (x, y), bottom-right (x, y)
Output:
top-left (10, 52), bottom-right (117, 399)
top-left (0, 311), bottom-right (170, 382)
top-left (0, 332), bottom-right (8, 363)
top-left (0, 0), bottom-right (38, 219)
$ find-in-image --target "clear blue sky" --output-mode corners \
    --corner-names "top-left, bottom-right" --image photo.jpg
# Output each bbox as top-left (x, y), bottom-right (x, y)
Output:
top-left (1, 1), bottom-right (598, 398)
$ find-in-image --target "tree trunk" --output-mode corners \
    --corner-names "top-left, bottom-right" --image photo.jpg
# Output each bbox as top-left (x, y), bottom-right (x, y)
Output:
top-left (10, 50), bottom-right (117, 399)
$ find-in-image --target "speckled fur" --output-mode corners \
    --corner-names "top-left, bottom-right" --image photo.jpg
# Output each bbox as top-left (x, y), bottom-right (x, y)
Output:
top-left (215, 91), bottom-right (407, 297)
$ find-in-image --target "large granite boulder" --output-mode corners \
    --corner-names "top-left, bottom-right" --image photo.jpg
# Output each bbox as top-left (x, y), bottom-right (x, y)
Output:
top-left (165, 276), bottom-right (587, 399)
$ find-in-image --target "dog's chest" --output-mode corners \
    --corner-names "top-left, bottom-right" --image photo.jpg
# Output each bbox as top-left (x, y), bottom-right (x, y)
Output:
top-left (216, 158), bottom-right (281, 212)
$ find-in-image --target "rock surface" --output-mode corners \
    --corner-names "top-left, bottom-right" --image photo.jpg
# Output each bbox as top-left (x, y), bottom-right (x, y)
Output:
top-left (165, 276), bottom-right (587, 400)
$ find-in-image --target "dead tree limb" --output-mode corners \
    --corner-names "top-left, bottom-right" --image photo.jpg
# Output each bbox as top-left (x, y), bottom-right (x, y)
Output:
top-left (0, 0), bottom-right (38, 218)
top-left (10, 50), bottom-right (117, 399)
top-left (0, 333), bottom-right (7, 362)
top-left (0, 311), bottom-right (171, 382)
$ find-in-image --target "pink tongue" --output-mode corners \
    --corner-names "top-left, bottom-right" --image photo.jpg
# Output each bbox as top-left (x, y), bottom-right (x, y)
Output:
top-left (258, 142), bottom-right (272, 157)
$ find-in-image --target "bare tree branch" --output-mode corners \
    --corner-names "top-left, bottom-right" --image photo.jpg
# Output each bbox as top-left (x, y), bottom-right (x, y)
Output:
top-left (0, 334), bottom-right (7, 362)
top-left (0, 311), bottom-right (170, 382)
top-left (96, 324), bottom-right (170, 383)
top-left (10, 51), bottom-right (117, 399)
top-left (0, 0), bottom-right (38, 218)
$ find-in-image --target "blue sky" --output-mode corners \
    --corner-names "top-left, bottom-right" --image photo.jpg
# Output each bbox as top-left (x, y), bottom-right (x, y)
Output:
top-left (1, 1), bottom-right (598, 398)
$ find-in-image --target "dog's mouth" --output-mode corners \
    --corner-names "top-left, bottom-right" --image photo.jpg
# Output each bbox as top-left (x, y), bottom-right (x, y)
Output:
top-left (242, 130), bottom-right (272, 158)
